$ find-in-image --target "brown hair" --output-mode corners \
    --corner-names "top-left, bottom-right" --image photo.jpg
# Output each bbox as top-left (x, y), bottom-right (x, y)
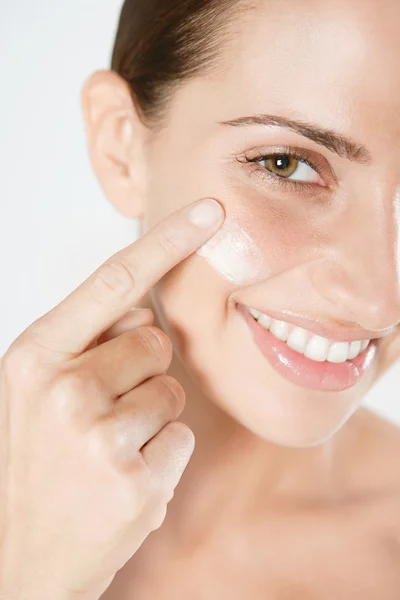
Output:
top-left (111, 0), bottom-right (246, 126)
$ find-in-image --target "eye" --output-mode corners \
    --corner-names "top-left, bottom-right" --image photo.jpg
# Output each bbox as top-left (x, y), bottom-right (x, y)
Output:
top-left (259, 154), bottom-right (322, 184)
top-left (238, 146), bottom-right (333, 192)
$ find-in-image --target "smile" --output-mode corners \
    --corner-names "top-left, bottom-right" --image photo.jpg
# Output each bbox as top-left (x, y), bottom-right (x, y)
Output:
top-left (236, 304), bottom-right (377, 392)
top-left (247, 307), bottom-right (370, 364)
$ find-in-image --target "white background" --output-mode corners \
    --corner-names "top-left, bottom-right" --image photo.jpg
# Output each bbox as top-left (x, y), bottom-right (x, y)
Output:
top-left (1, 1), bottom-right (398, 423)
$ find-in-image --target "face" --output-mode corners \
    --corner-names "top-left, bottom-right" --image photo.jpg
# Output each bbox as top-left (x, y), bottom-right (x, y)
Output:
top-left (91, 0), bottom-right (400, 447)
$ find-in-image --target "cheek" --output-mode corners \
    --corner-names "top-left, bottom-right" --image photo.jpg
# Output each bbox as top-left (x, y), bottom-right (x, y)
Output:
top-left (152, 199), bottom-right (321, 351)
top-left (196, 217), bottom-right (262, 285)
top-left (196, 198), bottom-right (325, 286)
top-left (150, 254), bottom-right (233, 370)
top-left (144, 142), bottom-right (332, 287)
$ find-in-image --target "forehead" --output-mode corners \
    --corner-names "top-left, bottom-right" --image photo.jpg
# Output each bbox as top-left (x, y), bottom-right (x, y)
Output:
top-left (189, 0), bottom-right (400, 142)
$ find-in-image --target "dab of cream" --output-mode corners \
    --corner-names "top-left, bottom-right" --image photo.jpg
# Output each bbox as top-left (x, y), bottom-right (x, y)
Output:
top-left (196, 220), bottom-right (262, 285)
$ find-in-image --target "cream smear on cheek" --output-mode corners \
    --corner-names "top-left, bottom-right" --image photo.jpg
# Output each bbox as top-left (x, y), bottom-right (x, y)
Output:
top-left (196, 217), bottom-right (264, 285)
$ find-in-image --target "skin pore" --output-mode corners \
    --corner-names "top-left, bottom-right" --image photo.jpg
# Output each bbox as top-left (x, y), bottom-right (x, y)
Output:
top-left (82, 0), bottom-right (400, 595)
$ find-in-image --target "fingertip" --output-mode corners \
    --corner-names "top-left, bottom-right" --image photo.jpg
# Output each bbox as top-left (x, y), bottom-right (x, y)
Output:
top-left (188, 198), bottom-right (225, 228)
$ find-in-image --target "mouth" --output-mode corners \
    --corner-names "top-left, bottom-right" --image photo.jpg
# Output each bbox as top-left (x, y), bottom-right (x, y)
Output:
top-left (237, 303), bottom-right (377, 392)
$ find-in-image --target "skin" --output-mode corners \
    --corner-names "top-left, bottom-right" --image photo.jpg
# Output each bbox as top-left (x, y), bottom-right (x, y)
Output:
top-left (84, 0), bottom-right (400, 444)
top-left (0, 199), bottom-right (225, 599)
top-left (85, 0), bottom-right (400, 596)
top-left (3, 0), bottom-right (399, 597)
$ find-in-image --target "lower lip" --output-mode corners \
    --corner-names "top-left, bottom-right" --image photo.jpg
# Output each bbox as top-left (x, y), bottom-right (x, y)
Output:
top-left (237, 304), bottom-right (376, 392)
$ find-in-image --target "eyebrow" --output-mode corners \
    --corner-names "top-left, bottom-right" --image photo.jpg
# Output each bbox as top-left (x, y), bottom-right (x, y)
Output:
top-left (218, 114), bottom-right (372, 165)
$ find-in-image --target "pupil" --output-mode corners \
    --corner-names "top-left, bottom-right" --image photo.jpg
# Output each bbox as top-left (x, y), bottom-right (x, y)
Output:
top-left (276, 155), bottom-right (290, 170)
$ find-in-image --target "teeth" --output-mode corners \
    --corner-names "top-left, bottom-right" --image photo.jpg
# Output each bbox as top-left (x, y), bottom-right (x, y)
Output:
top-left (287, 327), bottom-right (309, 354)
top-left (258, 313), bottom-right (273, 329)
top-left (249, 308), bottom-right (261, 320)
top-left (327, 342), bottom-right (349, 363)
top-left (348, 340), bottom-right (361, 359)
top-left (304, 335), bottom-right (331, 362)
top-left (247, 306), bottom-right (371, 364)
top-left (270, 320), bottom-right (289, 342)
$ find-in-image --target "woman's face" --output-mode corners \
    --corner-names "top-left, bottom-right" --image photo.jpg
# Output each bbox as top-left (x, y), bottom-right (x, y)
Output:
top-left (139, 0), bottom-right (400, 446)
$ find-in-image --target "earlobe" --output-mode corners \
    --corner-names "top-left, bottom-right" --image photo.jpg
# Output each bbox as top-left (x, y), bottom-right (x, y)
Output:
top-left (81, 69), bottom-right (147, 219)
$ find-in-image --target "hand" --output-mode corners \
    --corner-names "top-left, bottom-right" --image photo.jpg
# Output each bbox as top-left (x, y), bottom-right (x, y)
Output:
top-left (0, 198), bottom-right (224, 600)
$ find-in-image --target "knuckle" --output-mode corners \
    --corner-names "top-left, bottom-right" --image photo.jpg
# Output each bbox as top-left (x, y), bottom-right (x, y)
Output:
top-left (155, 375), bottom-right (185, 412)
top-left (52, 368), bottom-right (86, 395)
top-left (47, 366), bottom-right (106, 429)
top-left (119, 465), bottom-right (158, 523)
top-left (87, 431), bottom-right (150, 522)
top-left (106, 419), bottom-right (142, 467)
top-left (156, 225), bottom-right (181, 254)
top-left (136, 327), bottom-right (172, 365)
top-left (2, 332), bottom-right (44, 379)
top-left (50, 367), bottom-right (99, 414)
top-left (90, 259), bottom-right (138, 306)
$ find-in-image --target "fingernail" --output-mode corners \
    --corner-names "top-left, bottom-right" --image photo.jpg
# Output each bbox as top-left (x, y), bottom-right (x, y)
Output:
top-left (188, 198), bottom-right (224, 227)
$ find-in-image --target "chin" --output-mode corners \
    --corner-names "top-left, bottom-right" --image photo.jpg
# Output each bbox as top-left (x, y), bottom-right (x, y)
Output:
top-left (188, 338), bottom-right (369, 449)
top-left (165, 310), bottom-right (376, 448)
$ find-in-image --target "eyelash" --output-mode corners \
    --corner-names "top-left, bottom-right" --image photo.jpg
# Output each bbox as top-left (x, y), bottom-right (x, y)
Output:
top-left (239, 147), bottom-right (327, 193)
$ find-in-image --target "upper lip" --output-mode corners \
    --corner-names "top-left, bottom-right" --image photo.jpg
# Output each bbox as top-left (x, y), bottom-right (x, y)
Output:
top-left (239, 303), bottom-right (397, 343)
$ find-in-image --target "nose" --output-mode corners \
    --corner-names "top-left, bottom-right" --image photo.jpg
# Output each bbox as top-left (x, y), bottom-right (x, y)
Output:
top-left (311, 182), bottom-right (400, 332)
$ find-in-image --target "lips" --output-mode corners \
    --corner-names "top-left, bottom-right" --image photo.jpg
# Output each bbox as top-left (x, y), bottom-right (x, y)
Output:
top-left (237, 303), bottom-right (377, 392)
top-left (247, 307), bottom-right (370, 363)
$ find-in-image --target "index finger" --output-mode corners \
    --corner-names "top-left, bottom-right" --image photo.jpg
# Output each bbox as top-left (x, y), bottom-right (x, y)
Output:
top-left (29, 198), bottom-right (225, 358)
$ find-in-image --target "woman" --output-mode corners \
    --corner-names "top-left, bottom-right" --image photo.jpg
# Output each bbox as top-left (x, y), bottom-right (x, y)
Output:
top-left (1, 0), bottom-right (400, 597)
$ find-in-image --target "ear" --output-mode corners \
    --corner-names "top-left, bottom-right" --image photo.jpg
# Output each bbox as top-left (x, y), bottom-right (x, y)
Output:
top-left (81, 70), bottom-right (148, 219)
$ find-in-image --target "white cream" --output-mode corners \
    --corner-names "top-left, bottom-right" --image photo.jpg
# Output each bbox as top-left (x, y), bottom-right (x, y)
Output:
top-left (196, 219), bottom-right (263, 285)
